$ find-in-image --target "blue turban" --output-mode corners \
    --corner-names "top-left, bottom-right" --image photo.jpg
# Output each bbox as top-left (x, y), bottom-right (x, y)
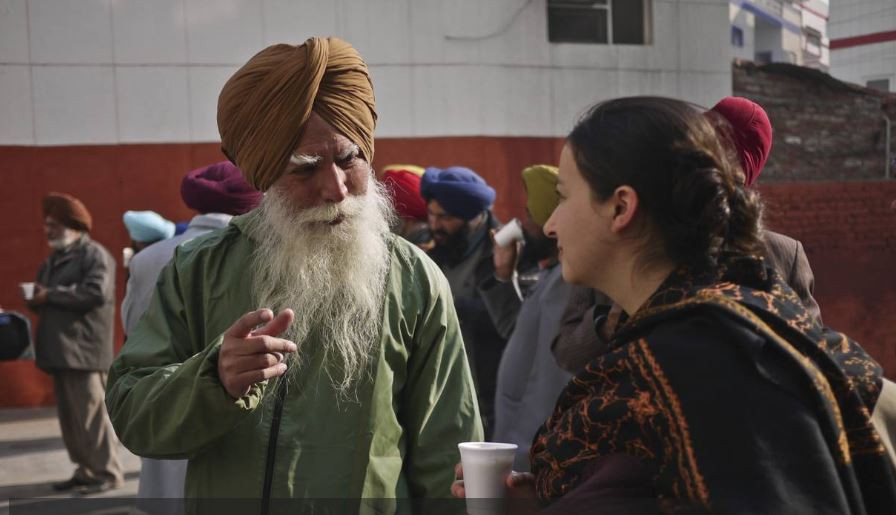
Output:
top-left (420, 167), bottom-right (496, 221)
top-left (123, 210), bottom-right (176, 243)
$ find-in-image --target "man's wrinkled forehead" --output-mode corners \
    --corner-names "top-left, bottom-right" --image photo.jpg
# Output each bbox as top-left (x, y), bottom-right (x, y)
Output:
top-left (290, 112), bottom-right (364, 163)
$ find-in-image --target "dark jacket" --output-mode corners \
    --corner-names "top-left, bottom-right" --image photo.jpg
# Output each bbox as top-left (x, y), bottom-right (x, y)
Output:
top-left (552, 229), bottom-right (821, 373)
top-left (761, 230), bottom-right (821, 323)
top-left (428, 212), bottom-right (507, 438)
top-left (32, 235), bottom-right (115, 372)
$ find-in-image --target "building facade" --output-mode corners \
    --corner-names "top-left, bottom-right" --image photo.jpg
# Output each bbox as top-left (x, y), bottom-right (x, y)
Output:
top-left (0, 0), bottom-right (731, 147)
top-left (730, 0), bottom-right (829, 70)
top-left (829, 0), bottom-right (896, 92)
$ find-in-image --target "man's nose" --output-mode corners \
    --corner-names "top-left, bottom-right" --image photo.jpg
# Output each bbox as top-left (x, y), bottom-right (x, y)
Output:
top-left (319, 163), bottom-right (349, 204)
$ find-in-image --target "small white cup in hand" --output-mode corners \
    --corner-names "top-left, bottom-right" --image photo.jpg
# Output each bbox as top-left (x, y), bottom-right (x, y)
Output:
top-left (458, 442), bottom-right (517, 514)
top-left (493, 219), bottom-right (523, 248)
top-left (19, 282), bottom-right (35, 301)
top-left (122, 247), bottom-right (134, 268)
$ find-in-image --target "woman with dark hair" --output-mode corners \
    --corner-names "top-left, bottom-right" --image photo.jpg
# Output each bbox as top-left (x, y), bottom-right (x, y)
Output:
top-left (453, 97), bottom-right (896, 513)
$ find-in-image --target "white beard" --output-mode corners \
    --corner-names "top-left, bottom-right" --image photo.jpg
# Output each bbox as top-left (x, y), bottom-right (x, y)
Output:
top-left (48, 229), bottom-right (80, 250)
top-left (246, 176), bottom-right (395, 396)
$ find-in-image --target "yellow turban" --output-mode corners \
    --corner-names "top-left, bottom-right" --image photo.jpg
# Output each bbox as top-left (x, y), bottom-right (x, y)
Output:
top-left (382, 164), bottom-right (425, 177)
top-left (217, 37), bottom-right (377, 191)
top-left (521, 164), bottom-right (560, 227)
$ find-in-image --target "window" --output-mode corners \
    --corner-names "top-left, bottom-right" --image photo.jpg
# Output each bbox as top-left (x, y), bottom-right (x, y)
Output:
top-left (867, 79), bottom-right (891, 92)
top-left (731, 26), bottom-right (744, 48)
top-left (547, 0), bottom-right (651, 45)
top-left (804, 28), bottom-right (822, 55)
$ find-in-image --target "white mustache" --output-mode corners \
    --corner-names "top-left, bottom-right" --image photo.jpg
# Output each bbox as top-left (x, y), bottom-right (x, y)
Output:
top-left (291, 194), bottom-right (367, 225)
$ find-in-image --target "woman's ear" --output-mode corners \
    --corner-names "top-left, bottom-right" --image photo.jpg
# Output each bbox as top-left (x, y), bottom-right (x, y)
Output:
top-left (609, 185), bottom-right (639, 234)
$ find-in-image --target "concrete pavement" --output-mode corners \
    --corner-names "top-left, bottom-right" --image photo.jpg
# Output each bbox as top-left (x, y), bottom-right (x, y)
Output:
top-left (0, 406), bottom-right (140, 514)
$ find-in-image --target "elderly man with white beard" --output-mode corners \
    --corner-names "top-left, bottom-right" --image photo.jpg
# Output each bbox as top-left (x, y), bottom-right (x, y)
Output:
top-left (105, 37), bottom-right (482, 507)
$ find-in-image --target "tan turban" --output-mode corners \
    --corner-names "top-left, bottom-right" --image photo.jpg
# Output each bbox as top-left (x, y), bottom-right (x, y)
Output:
top-left (43, 192), bottom-right (92, 232)
top-left (217, 37), bottom-right (377, 191)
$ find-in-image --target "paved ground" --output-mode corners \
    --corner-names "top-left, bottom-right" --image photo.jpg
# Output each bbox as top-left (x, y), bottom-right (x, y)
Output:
top-left (0, 407), bottom-right (140, 514)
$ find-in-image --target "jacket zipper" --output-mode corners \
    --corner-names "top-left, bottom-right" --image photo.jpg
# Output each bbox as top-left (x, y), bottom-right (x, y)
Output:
top-left (261, 380), bottom-right (286, 515)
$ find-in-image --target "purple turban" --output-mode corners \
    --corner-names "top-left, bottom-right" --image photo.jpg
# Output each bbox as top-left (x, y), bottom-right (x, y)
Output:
top-left (420, 166), bottom-right (496, 221)
top-left (181, 161), bottom-right (262, 215)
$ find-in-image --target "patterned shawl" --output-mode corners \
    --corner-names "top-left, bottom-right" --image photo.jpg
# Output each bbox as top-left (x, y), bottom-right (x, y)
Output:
top-left (531, 254), bottom-right (896, 513)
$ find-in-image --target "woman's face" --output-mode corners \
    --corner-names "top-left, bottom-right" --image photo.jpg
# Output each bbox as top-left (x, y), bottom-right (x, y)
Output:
top-left (544, 144), bottom-right (615, 287)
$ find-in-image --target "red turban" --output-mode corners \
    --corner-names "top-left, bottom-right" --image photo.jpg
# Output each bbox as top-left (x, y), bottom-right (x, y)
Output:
top-left (709, 96), bottom-right (772, 187)
top-left (42, 192), bottom-right (92, 232)
top-left (381, 168), bottom-right (427, 221)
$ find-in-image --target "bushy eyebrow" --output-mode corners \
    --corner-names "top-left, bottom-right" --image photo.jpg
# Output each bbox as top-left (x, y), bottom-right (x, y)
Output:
top-left (336, 143), bottom-right (360, 161)
top-left (289, 153), bottom-right (322, 167)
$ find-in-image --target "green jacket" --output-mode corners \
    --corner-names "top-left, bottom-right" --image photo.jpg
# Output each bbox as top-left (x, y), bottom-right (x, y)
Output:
top-left (106, 213), bottom-right (482, 503)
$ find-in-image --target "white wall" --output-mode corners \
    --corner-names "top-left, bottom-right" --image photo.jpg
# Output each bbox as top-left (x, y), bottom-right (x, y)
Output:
top-left (0, 0), bottom-right (733, 145)
top-left (730, 4), bottom-right (756, 61)
top-left (754, 17), bottom-right (783, 60)
top-left (829, 0), bottom-right (896, 91)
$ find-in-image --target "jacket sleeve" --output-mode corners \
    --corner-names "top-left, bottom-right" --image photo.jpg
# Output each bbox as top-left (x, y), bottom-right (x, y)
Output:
top-left (45, 246), bottom-right (113, 311)
top-left (789, 241), bottom-right (822, 325)
top-left (551, 286), bottom-right (613, 373)
top-left (402, 263), bottom-right (484, 498)
top-left (105, 253), bottom-right (265, 460)
top-left (477, 275), bottom-right (522, 339)
top-left (27, 261), bottom-right (49, 314)
top-left (120, 252), bottom-right (156, 335)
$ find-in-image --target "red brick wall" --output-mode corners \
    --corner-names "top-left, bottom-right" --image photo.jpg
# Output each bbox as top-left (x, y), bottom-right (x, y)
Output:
top-left (759, 181), bottom-right (896, 375)
top-left (1, 140), bottom-right (893, 407)
top-left (733, 61), bottom-right (896, 181)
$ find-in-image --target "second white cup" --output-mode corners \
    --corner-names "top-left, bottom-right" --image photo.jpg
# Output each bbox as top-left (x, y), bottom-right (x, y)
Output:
top-left (493, 219), bottom-right (523, 247)
top-left (19, 282), bottom-right (35, 301)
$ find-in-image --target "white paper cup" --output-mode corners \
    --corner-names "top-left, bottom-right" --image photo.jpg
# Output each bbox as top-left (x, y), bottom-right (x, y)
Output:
top-left (19, 282), bottom-right (35, 301)
top-left (493, 219), bottom-right (523, 247)
top-left (458, 442), bottom-right (517, 514)
top-left (122, 247), bottom-right (134, 268)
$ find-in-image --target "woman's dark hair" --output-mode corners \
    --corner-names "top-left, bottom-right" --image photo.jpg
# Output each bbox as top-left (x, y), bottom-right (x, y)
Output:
top-left (567, 96), bottom-right (763, 268)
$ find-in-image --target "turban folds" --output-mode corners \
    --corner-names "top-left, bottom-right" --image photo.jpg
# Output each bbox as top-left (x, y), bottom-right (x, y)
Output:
top-left (123, 211), bottom-right (175, 243)
top-left (181, 161), bottom-right (262, 215)
top-left (420, 167), bottom-right (495, 221)
top-left (217, 37), bottom-right (377, 192)
top-left (381, 167), bottom-right (427, 221)
top-left (709, 96), bottom-right (772, 187)
top-left (43, 192), bottom-right (92, 232)
top-left (521, 165), bottom-right (559, 227)
top-left (383, 164), bottom-right (425, 177)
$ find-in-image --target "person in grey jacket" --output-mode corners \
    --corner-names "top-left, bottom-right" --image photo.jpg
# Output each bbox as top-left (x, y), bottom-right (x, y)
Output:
top-left (27, 192), bottom-right (122, 494)
top-left (483, 165), bottom-right (573, 470)
top-left (121, 161), bottom-right (260, 502)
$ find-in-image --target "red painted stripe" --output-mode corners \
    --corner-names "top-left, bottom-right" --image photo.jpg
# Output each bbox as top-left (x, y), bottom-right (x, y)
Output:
top-left (830, 30), bottom-right (896, 49)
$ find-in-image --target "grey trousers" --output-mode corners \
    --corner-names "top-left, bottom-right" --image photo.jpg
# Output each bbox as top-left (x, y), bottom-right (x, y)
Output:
top-left (52, 369), bottom-right (123, 483)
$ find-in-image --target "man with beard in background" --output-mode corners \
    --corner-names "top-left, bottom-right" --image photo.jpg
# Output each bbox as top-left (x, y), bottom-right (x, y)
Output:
top-left (421, 166), bottom-right (508, 439)
top-left (105, 37), bottom-right (482, 507)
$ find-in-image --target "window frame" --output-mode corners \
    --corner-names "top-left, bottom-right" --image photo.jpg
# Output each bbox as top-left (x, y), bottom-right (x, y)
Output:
top-left (546, 0), bottom-right (652, 45)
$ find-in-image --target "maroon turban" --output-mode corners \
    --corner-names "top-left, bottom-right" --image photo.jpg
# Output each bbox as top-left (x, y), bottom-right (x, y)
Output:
top-left (709, 96), bottom-right (772, 187)
top-left (381, 168), bottom-right (427, 221)
top-left (42, 192), bottom-right (92, 232)
top-left (181, 161), bottom-right (262, 215)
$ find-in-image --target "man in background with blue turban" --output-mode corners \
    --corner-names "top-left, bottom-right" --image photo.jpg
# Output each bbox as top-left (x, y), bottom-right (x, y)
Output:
top-left (421, 166), bottom-right (505, 438)
top-left (122, 210), bottom-right (176, 255)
